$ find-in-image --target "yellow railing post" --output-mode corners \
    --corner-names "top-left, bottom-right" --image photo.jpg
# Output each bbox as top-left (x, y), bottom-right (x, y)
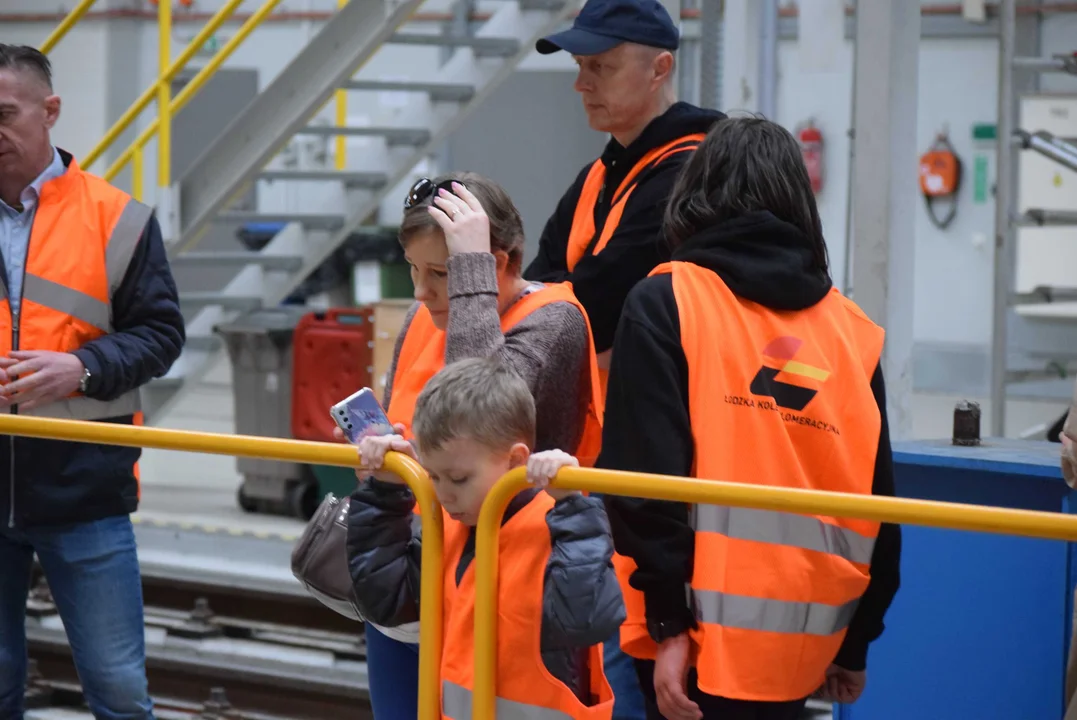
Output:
top-left (157, 0), bottom-right (173, 200)
top-left (104, 0), bottom-right (286, 184)
top-left (81, 0), bottom-right (246, 172)
top-left (472, 466), bottom-right (1077, 720)
top-left (334, 0), bottom-right (349, 170)
top-left (40, 0), bottom-right (99, 55)
top-left (132, 144), bottom-right (144, 202)
top-left (0, 413), bottom-right (444, 720)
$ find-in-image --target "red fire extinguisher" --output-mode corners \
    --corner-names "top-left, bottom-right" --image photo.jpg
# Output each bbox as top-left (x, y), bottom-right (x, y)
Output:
top-left (797, 120), bottom-right (825, 195)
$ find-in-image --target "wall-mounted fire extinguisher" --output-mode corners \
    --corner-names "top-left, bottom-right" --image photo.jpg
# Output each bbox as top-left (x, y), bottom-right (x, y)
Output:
top-left (797, 120), bottom-right (825, 195)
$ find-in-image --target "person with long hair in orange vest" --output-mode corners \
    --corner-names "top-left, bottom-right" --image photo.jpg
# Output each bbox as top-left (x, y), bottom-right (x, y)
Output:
top-left (596, 116), bottom-right (903, 720)
top-left (337, 173), bottom-right (603, 719)
top-left (347, 356), bottom-right (622, 718)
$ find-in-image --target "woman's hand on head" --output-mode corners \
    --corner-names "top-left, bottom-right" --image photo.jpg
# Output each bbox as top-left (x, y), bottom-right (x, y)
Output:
top-left (428, 181), bottom-right (492, 256)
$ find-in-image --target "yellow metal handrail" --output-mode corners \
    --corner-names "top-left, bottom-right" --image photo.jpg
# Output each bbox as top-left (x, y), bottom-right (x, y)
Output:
top-left (59, 0), bottom-right (282, 205)
top-left (80, 0), bottom-right (246, 174)
top-left (472, 465), bottom-right (1077, 720)
top-left (104, 0), bottom-right (284, 195)
top-left (157, 0), bottom-right (172, 206)
top-left (334, 0), bottom-right (349, 170)
top-left (40, 0), bottom-right (99, 55)
top-left (0, 413), bottom-right (444, 720)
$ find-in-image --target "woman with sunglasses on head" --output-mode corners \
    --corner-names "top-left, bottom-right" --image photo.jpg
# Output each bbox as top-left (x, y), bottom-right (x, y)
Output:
top-left (344, 172), bottom-right (609, 719)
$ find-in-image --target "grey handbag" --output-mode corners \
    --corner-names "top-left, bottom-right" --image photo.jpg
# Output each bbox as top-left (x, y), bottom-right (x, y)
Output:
top-left (290, 492), bottom-right (364, 622)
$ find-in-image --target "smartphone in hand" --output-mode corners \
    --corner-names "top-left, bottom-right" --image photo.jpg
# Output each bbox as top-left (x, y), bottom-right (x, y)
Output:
top-left (330, 388), bottom-right (394, 445)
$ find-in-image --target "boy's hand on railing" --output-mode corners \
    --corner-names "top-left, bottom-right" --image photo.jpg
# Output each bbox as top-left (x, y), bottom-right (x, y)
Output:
top-left (525, 450), bottom-right (580, 501)
top-left (354, 424), bottom-right (416, 485)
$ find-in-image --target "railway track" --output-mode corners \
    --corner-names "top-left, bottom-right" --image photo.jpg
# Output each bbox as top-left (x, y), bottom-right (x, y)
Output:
top-left (25, 568), bottom-right (372, 720)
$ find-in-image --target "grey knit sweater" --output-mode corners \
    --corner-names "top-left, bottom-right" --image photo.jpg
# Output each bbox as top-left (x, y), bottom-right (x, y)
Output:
top-left (383, 252), bottom-right (591, 453)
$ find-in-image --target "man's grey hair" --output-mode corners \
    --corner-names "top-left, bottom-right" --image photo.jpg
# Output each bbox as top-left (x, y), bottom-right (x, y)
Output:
top-left (413, 357), bottom-right (536, 454)
top-left (0, 45), bottom-right (53, 90)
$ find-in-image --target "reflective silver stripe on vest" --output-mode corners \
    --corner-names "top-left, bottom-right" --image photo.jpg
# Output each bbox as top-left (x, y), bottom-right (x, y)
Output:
top-left (694, 504), bottom-right (876, 566)
top-left (694, 588), bottom-right (859, 636)
top-left (106, 199), bottom-right (153, 295)
top-left (442, 680), bottom-right (575, 720)
top-left (23, 390), bottom-right (141, 421)
top-left (22, 273), bottom-right (111, 333)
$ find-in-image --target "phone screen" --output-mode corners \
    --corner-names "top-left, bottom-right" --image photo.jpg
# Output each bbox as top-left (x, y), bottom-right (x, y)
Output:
top-left (332, 389), bottom-right (394, 445)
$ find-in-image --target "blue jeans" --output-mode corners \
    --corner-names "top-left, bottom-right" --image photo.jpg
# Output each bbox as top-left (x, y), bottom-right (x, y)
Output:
top-left (605, 632), bottom-right (647, 719)
top-left (364, 622), bottom-right (420, 719)
top-left (0, 515), bottom-right (154, 719)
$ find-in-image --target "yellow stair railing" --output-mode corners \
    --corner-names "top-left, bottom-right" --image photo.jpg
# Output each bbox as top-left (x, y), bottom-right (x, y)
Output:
top-left (43, 0), bottom-right (360, 218)
top-left (39, 0), bottom-right (99, 55)
top-left (0, 413), bottom-right (445, 720)
top-left (86, 0), bottom-right (285, 206)
top-left (42, 1), bottom-right (292, 207)
top-left (471, 466), bottom-right (1077, 720)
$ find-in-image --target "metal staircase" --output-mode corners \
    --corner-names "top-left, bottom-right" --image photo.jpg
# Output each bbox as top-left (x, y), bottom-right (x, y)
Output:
top-left (142, 0), bottom-right (578, 422)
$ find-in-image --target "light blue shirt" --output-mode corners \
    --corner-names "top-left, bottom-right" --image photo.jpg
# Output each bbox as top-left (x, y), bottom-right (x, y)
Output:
top-left (0, 147), bottom-right (67, 317)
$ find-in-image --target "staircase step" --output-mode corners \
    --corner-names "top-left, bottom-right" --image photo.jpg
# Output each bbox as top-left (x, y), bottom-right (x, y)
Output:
top-left (179, 292), bottom-right (263, 312)
top-left (171, 251), bottom-right (304, 272)
top-left (341, 79), bottom-right (475, 102)
top-left (185, 335), bottom-right (223, 352)
top-left (388, 33), bottom-right (520, 57)
top-left (214, 211), bottom-right (347, 230)
top-left (294, 126), bottom-right (431, 145)
top-left (257, 170), bottom-right (388, 188)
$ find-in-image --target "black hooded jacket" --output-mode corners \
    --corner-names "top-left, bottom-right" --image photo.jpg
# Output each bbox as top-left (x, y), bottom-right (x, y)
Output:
top-left (597, 211), bottom-right (902, 673)
top-left (523, 102), bottom-right (726, 353)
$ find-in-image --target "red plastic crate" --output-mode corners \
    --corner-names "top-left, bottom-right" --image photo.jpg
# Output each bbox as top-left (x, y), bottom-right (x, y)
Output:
top-left (291, 307), bottom-right (374, 442)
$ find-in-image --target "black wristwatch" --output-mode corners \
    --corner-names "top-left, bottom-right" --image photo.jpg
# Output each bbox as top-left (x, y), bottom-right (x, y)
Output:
top-left (78, 367), bottom-right (92, 394)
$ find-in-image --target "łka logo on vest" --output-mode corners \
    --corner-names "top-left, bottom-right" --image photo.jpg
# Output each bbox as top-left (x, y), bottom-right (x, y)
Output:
top-left (724, 336), bottom-right (841, 436)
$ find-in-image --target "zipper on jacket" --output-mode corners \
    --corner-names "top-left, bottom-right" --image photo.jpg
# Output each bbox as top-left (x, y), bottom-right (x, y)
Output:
top-left (7, 317), bottom-right (17, 529)
top-left (7, 268), bottom-right (25, 529)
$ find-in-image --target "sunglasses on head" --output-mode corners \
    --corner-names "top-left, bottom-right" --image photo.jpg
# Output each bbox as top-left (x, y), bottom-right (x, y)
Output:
top-left (403, 177), bottom-right (458, 210)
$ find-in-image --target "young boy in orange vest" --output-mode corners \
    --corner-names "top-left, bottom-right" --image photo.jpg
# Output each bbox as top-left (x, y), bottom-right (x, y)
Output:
top-left (346, 356), bottom-right (624, 718)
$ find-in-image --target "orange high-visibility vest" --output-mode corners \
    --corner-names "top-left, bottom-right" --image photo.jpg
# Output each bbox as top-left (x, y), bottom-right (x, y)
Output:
top-left (615, 260), bottom-right (884, 702)
top-left (440, 492), bottom-right (615, 719)
top-left (564, 133), bottom-right (705, 397)
top-left (0, 157), bottom-right (151, 423)
top-left (565, 134), bottom-right (706, 272)
top-left (387, 282), bottom-right (604, 467)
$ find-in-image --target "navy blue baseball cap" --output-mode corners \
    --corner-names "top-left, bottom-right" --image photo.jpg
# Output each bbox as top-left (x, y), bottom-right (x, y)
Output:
top-left (536, 0), bottom-right (679, 56)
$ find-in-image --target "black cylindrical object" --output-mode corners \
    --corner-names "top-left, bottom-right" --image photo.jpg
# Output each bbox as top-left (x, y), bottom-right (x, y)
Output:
top-left (953, 400), bottom-right (982, 446)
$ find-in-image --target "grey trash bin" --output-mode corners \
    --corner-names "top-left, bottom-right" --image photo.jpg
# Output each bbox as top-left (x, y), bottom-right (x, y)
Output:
top-left (215, 306), bottom-right (314, 518)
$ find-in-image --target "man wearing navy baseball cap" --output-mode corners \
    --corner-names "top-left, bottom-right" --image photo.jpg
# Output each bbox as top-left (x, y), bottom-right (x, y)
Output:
top-left (525, 0), bottom-right (724, 356)
top-left (523, 1), bottom-right (725, 719)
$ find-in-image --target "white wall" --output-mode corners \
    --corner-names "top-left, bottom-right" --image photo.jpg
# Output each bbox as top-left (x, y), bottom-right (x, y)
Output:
top-left (772, 18), bottom-right (1076, 361)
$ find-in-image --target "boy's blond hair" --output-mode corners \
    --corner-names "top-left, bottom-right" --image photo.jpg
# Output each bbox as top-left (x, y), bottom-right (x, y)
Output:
top-left (412, 357), bottom-right (536, 453)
